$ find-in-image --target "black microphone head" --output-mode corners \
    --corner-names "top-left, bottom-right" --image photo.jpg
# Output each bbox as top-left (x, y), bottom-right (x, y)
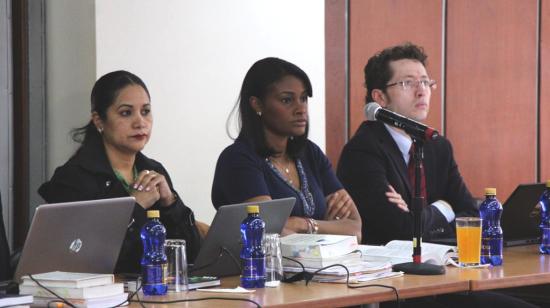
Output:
top-left (364, 102), bottom-right (381, 121)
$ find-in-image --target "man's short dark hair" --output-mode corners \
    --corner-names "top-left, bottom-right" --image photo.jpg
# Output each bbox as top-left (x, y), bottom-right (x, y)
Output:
top-left (364, 42), bottom-right (428, 103)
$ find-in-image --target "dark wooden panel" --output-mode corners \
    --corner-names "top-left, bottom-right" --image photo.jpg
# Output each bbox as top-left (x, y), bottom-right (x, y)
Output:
top-left (12, 0), bottom-right (31, 249)
top-left (325, 0), bottom-right (347, 167)
top-left (348, 0), bottom-right (443, 139)
top-left (446, 0), bottom-right (538, 199)
top-left (541, 0), bottom-right (550, 183)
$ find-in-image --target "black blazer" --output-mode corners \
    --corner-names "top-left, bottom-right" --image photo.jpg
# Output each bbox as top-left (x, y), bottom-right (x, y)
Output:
top-left (38, 139), bottom-right (201, 274)
top-left (337, 121), bottom-right (478, 245)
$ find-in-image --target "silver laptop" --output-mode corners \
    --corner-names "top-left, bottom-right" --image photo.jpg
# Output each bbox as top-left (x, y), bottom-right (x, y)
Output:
top-left (14, 197), bottom-right (135, 282)
top-left (190, 197), bottom-right (295, 277)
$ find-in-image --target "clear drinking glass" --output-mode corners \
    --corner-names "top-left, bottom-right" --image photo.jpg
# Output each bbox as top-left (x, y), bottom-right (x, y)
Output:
top-left (165, 239), bottom-right (189, 292)
top-left (263, 233), bottom-right (283, 287)
top-left (455, 217), bottom-right (482, 267)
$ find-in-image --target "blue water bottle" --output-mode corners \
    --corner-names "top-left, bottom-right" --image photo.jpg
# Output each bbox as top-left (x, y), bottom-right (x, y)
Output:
top-left (539, 180), bottom-right (550, 254)
top-left (141, 210), bottom-right (168, 295)
top-left (240, 205), bottom-right (266, 288)
top-left (479, 188), bottom-right (503, 266)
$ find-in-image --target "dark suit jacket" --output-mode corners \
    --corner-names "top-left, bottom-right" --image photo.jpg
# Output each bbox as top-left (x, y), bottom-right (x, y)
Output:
top-left (38, 139), bottom-right (201, 274)
top-left (337, 121), bottom-right (478, 245)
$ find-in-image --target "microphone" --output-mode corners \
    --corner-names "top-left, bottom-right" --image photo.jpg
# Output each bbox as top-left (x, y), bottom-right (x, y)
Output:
top-left (364, 102), bottom-right (439, 141)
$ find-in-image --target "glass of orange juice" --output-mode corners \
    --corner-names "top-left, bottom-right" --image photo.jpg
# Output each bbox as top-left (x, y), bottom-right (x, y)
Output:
top-left (456, 217), bottom-right (482, 267)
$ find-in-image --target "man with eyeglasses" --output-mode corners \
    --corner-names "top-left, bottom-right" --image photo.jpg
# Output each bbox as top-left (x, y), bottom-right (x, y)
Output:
top-left (336, 42), bottom-right (541, 308)
top-left (337, 43), bottom-right (478, 245)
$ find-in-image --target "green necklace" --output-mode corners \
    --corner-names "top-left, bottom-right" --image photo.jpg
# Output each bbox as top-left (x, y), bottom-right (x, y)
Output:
top-left (113, 165), bottom-right (138, 193)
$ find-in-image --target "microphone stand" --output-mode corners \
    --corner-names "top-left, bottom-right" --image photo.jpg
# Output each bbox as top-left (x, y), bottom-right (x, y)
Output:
top-left (392, 138), bottom-right (445, 275)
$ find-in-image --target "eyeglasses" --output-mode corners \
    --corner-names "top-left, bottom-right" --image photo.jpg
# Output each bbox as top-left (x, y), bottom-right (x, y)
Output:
top-left (385, 79), bottom-right (437, 91)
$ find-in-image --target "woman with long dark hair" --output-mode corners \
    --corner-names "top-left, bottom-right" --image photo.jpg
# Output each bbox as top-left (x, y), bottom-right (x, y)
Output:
top-left (212, 58), bottom-right (361, 239)
top-left (39, 70), bottom-right (202, 274)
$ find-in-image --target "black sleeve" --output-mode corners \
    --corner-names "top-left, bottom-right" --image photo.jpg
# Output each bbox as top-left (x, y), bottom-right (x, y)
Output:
top-left (211, 143), bottom-right (271, 209)
top-left (38, 165), bottom-right (102, 203)
top-left (153, 163), bottom-right (202, 263)
top-left (337, 143), bottom-right (449, 244)
top-left (438, 140), bottom-right (479, 218)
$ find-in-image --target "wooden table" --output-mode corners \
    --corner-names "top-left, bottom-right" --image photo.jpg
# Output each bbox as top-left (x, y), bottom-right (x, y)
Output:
top-left (129, 269), bottom-right (469, 307)
top-left (129, 275), bottom-right (469, 307)
top-left (128, 245), bottom-right (550, 307)
top-left (459, 245), bottom-right (550, 291)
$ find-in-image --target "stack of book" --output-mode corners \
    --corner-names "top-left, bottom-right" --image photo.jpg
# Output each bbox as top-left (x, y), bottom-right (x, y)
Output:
top-left (19, 271), bottom-right (127, 308)
top-left (280, 234), bottom-right (398, 283)
top-left (0, 293), bottom-right (33, 307)
top-left (280, 233), bottom-right (359, 259)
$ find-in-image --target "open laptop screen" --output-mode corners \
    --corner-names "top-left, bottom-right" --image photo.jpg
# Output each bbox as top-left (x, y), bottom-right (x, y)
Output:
top-left (190, 197), bottom-right (295, 277)
top-left (14, 197), bottom-right (135, 282)
top-left (501, 183), bottom-right (545, 246)
top-left (427, 183), bottom-right (546, 247)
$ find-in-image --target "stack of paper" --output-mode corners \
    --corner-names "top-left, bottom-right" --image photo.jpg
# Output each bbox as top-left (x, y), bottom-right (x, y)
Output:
top-left (280, 234), bottom-right (359, 259)
top-left (280, 234), bottom-right (397, 284)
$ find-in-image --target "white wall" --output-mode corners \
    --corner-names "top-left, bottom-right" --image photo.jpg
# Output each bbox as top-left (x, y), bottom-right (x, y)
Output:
top-left (48, 0), bottom-right (325, 224)
top-left (46, 0), bottom-right (96, 175)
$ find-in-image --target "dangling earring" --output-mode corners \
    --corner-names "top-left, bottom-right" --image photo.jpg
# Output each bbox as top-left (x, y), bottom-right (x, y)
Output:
top-left (257, 111), bottom-right (262, 117)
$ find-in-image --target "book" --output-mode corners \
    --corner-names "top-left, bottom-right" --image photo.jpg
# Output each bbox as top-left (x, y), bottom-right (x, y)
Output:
top-left (187, 276), bottom-right (221, 290)
top-left (359, 240), bottom-right (457, 266)
top-left (126, 276), bottom-right (220, 292)
top-left (282, 251), bottom-right (363, 269)
top-left (19, 282), bottom-right (124, 299)
top-left (0, 293), bottom-right (33, 307)
top-left (313, 270), bottom-right (404, 283)
top-left (280, 234), bottom-right (359, 259)
top-left (283, 260), bottom-right (392, 276)
top-left (21, 271), bottom-right (114, 289)
top-left (32, 292), bottom-right (128, 308)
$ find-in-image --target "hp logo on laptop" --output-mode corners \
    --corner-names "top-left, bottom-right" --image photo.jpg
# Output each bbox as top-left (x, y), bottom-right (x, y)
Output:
top-left (69, 239), bottom-right (83, 253)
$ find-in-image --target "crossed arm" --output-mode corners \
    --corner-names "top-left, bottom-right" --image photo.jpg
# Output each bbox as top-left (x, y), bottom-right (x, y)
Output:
top-left (245, 188), bottom-right (362, 242)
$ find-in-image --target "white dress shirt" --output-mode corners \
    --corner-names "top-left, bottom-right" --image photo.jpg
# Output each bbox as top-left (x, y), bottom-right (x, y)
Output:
top-left (384, 124), bottom-right (455, 223)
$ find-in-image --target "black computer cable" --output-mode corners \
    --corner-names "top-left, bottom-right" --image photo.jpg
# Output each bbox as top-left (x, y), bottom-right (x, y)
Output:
top-left (188, 246), bottom-right (241, 274)
top-left (126, 276), bottom-right (262, 308)
top-left (26, 273), bottom-right (77, 308)
top-left (282, 256), bottom-right (401, 308)
top-left (123, 248), bottom-right (258, 307)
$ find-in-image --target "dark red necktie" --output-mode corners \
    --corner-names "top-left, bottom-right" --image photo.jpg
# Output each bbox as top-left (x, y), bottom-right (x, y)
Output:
top-left (408, 143), bottom-right (427, 199)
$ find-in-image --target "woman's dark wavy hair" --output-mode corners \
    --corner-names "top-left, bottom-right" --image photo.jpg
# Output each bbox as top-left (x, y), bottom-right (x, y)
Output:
top-left (71, 70), bottom-right (150, 149)
top-left (237, 57), bottom-right (312, 158)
